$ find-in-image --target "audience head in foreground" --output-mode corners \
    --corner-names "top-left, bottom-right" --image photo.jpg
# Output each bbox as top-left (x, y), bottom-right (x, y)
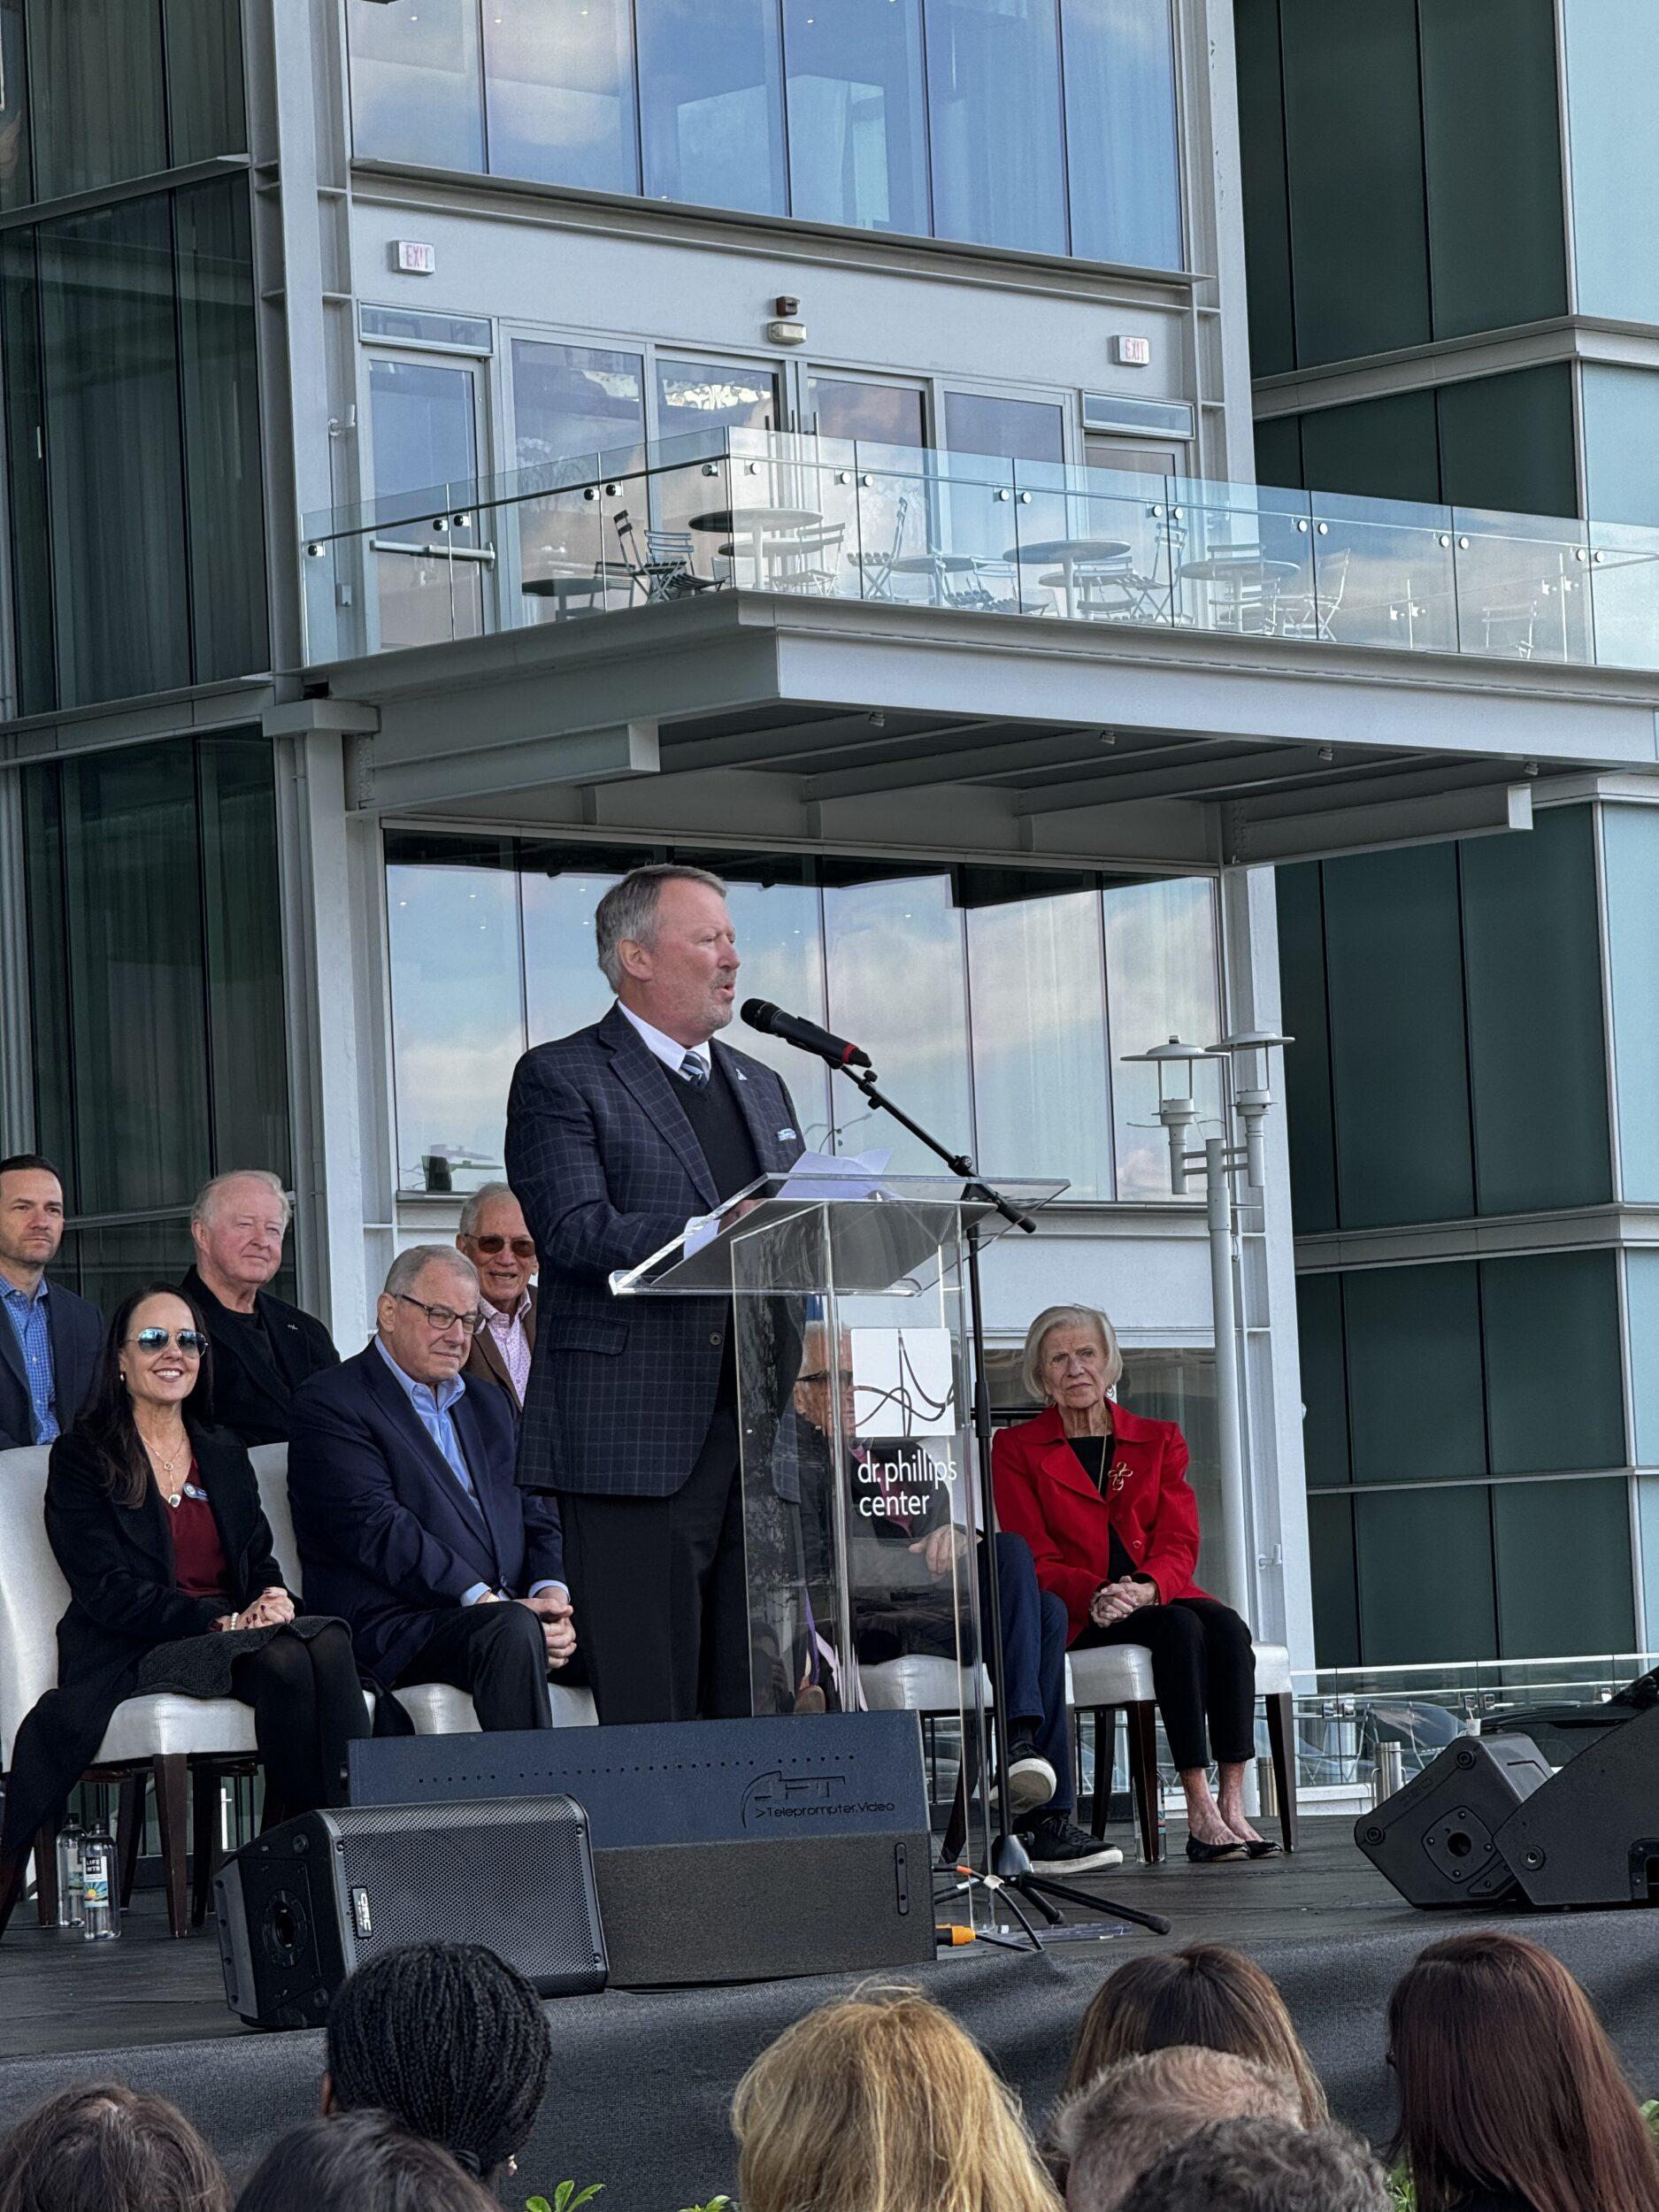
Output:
top-left (0, 2081), bottom-right (230, 2212)
top-left (1388, 1930), bottom-right (1659, 2212)
top-left (1054, 2047), bottom-right (1302, 2210)
top-left (733, 1985), bottom-right (1060, 2212)
top-left (323, 1939), bottom-right (553, 2187)
top-left (235, 2111), bottom-right (495, 2212)
top-left (1118, 2116), bottom-right (1388, 2212)
top-left (1064, 1944), bottom-right (1326, 2126)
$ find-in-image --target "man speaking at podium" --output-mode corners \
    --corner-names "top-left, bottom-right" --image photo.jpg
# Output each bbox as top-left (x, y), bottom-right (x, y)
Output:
top-left (505, 864), bottom-right (805, 1724)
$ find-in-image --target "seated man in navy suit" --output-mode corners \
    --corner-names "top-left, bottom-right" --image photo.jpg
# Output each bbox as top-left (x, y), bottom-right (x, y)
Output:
top-left (287, 1246), bottom-right (574, 1730)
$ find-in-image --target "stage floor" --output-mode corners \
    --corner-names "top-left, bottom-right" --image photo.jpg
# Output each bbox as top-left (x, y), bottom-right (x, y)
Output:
top-left (4, 1821), bottom-right (1658, 2208)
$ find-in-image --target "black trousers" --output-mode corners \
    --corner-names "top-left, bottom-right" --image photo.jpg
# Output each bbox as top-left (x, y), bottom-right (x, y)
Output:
top-left (230, 1623), bottom-right (370, 1817)
top-left (394, 1601), bottom-right (556, 1732)
top-left (1072, 1597), bottom-right (1256, 1771)
top-left (558, 1404), bottom-right (749, 1724)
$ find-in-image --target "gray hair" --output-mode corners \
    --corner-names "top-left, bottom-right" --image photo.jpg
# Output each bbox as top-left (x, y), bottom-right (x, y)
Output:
top-left (1118, 2118), bottom-right (1388, 2212)
top-left (595, 864), bottom-right (727, 990)
top-left (383, 1244), bottom-right (479, 1302)
top-left (1021, 1303), bottom-right (1124, 1403)
top-left (1056, 2051), bottom-right (1302, 2212)
top-left (457, 1180), bottom-right (518, 1238)
top-left (192, 1169), bottom-right (292, 1233)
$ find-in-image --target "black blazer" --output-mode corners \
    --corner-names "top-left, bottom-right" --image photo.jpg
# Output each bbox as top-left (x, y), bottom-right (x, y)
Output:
top-left (0, 1278), bottom-right (103, 1450)
top-left (286, 1343), bottom-right (565, 1686)
top-left (180, 1266), bottom-right (340, 1447)
top-left (0, 1422), bottom-right (284, 1860)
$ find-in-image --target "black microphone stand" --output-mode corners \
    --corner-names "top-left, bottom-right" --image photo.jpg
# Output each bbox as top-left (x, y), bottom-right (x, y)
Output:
top-left (834, 1059), bottom-right (1171, 1941)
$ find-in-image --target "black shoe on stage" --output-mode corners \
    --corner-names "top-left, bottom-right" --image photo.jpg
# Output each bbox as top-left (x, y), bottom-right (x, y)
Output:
top-left (1243, 1837), bottom-right (1283, 1858)
top-left (1186, 1834), bottom-right (1248, 1863)
top-left (1023, 1814), bottom-right (1125, 1875)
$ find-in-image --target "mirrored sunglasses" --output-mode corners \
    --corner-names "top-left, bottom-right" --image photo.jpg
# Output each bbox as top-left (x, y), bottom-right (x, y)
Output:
top-left (132, 1327), bottom-right (208, 1356)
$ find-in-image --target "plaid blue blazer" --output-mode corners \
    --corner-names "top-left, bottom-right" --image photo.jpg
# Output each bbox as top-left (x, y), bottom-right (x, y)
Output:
top-left (505, 1002), bottom-right (806, 1497)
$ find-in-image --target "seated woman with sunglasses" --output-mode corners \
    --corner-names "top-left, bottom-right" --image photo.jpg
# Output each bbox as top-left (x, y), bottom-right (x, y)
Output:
top-left (0, 1285), bottom-right (369, 1931)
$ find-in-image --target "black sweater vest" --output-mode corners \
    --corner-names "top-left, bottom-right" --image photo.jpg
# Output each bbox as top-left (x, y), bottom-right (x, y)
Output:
top-left (677, 1055), bottom-right (763, 1204)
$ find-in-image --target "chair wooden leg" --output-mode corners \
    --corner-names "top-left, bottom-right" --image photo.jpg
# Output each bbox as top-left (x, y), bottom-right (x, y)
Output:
top-left (191, 1766), bottom-right (223, 1928)
top-left (34, 1824), bottom-right (59, 1928)
top-left (1127, 1701), bottom-right (1163, 1865)
top-left (116, 1772), bottom-right (145, 1907)
top-left (1088, 1709), bottom-right (1117, 1838)
top-left (151, 1755), bottom-right (190, 1937)
top-left (1265, 1690), bottom-right (1299, 1854)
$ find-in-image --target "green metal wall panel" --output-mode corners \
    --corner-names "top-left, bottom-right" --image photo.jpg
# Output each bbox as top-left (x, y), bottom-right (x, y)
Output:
top-left (1297, 1271), bottom-right (1351, 1489)
top-left (1480, 1250), bottom-right (1624, 1476)
top-left (1308, 1491), bottom-right (1361, 1668)
top-left (1324, 842), bottom-right (1474, 1228)
top-left (1274, 862), bottom-right (1337, 1233)
top-left (1493, 1478), bottom-right (1633, 1657)
top-left (1343, 1261), bottom-right (1486, 1485)
top-left (1356, 1483), bottom-right (1497, 1664)
top-left (1297, 389), bottom-right (1440, 508)
top-left (1234, 0), bottom-right (1295, 375)
top-left (1459, 808), bottom-right (1611, 1216)
top-left (1437, 365), bottom-right (1578, 520)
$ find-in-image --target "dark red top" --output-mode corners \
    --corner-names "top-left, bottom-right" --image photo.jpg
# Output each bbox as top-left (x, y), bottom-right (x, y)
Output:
top-left (167, 1465), bottom-right (231, 1604)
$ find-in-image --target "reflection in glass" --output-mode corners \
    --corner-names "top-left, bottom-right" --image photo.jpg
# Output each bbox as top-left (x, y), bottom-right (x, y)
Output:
top-left (41, 194), bottom-right (190, 708)
top-left (809, 376), bottom-right (927, 449)
top-left (512, 340), bottom-right (645, 608)
top-left (0, 0), bottom-right (30, 209)
top-left (164, 0), bottom-right (249, 165)
top-left (1061, 0), bottom-right (1181, 269)
top-left (521, 851), bottom-right (626, 1046)
top-left (925, 0), bottom-right (1067, 255)
top-left (367, 356), bottom-right (487, 648)
top-left (347, 0), bottom-right (485, 172)
top-left (61, 744), bottom-right (211, 1217)
top-left (824, 869), bottom-right (972, 1173)
top-left (783, 0), bottom-right (929, 235)
top-left (637, 0), bottom-right (787, 217)
top-left (485, 0), bottom-right (639, 195)
top-left (944, 389), bottom-right (1064, 464)
top-left (964, 873), bottom-right (1111, 1198)
top-left (1102, 875), bottom-right (1220, 1198)
top-left (29, 0), bottom-right (165, 200)
top-left (388, 850), bottom-right (525, 1194)
top-left (1121, 1351), bottom-right (1222, 1592)
top-left (2, 227), bottom-right (52, 717)
top-left (655, 356), bottom-right (780, 439)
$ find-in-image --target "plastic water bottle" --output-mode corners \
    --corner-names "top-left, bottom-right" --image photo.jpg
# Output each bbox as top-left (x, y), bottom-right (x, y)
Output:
top-left (79, 1829), bottom-right (119, 1940)
top-left (55, 1819), bottom-right (84, 1928)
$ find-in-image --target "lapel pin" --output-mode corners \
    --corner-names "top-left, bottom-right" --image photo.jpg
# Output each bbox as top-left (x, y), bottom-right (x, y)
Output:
top-left (779, 1127), bottom-right (797, 1141)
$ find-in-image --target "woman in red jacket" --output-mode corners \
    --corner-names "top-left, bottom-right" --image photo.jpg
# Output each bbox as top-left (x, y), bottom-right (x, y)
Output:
top-left (992, 1303), bottom-right (1274, 1863)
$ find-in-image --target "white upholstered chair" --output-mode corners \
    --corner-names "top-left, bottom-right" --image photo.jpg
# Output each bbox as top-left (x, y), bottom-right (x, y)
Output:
top-left (0, 1445), bottom-right (257, 1937)
top-left (1066, 1637), bottom-right (1299, 1862)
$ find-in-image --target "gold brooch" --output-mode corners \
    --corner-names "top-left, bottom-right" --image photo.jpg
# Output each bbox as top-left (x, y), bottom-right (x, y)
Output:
top-left (1109, 1462), bottom-right (1132, 1493)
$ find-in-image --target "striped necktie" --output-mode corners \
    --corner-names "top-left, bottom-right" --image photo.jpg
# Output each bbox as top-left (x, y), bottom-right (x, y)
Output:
top-left (680, 1050), bottom-right (710, 1089)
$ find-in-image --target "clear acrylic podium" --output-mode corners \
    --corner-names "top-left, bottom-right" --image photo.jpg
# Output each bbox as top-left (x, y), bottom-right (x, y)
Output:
top-left (611, 1170), bottom-right (1065, 1897)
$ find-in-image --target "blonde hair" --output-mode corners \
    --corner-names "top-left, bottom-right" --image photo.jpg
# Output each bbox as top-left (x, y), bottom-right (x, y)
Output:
top-left (733, 1985), bottom-right (1061, 2212)
top-left (1021, 1305), bottom-right (1124, 1404)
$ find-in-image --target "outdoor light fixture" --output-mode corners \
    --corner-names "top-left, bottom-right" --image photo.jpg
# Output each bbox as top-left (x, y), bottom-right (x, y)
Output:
top-left (768, 294), bottom-right (806, 346)
top-left (1122, 1026), bottom-right (1292, 1620)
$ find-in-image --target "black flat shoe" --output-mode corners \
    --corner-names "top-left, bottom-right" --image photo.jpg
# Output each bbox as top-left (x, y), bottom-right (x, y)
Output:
top-left (1186, 1836), bottom-right (1248, 1863)
top-left (1244, 1838), bottom-right (1283, 1859)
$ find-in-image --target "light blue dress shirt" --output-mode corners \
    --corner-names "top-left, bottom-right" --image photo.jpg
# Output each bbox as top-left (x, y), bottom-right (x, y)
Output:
top-left (1, 1276), bottom-right (58, 1444)
top-left (374, 1338), bottom-right (561, 1605)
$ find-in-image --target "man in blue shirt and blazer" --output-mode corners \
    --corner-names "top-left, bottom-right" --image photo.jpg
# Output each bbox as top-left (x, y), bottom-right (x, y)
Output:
top-left (0, 1155), bottom-right (102, 1451)
top-left (287, 1245), bottom-right (573, 1727)
top-left (505, 864), bottom-right (806, 1726)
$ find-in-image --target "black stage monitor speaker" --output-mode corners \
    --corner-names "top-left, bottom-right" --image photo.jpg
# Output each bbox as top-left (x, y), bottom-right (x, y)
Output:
top-left (215, 1795), bottom-right (607, 2029)
top-left (349, 1712), bottom-right (936, 1985)
top-left (1497, 1700), bottom-right (1659, 1909)
top-left (1356, 1734), bottom-right (1552, 1908)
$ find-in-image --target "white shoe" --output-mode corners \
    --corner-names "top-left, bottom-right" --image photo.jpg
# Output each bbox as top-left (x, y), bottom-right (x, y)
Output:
top-left (995, 1744), bottom-right (1059, 1819)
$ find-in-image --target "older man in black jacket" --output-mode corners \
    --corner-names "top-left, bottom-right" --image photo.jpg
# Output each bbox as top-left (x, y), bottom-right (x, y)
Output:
top-left (181, 1169), bottom-right (338, 1446)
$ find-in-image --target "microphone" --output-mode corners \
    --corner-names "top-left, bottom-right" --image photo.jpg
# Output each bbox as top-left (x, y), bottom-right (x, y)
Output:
top-left (741, 999), bottom-right (872, 1070)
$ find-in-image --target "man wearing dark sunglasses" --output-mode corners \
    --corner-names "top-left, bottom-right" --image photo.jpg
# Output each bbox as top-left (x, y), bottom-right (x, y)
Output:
top-left (456, 1181), bottom-right (537, 1414)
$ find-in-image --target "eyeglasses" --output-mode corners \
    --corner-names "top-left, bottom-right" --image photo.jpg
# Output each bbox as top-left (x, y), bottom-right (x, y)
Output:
top-left (397, 1293), bottom-right (484, 1335)
top-left (469, 1233), bottom-right (535, 1258)
top-left (130, 1328), bottom-right (208, 1356)
top-left (800, 1369), bottom-right (855, 1388)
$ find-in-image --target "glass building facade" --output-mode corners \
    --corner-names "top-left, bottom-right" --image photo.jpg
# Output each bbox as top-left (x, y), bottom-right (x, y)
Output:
top-left (19, 730), bottom-right (293, 1315)
top-left (344, 0), bottom-right (1183, 269)
top-left (384, 830), bottom-right (1220, 1203)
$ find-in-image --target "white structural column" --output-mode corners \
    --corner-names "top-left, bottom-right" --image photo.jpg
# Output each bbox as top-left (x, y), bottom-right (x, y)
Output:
top-left (272, 726), bottom-right (386, 1342)
top-left (1225, 865), bottom-right (1317, 1669)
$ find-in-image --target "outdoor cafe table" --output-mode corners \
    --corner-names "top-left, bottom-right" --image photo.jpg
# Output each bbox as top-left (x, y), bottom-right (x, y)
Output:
top-left (1177, 550), bottom-right (1302, 631)
top-left (1002, 535), bottom-right (1133, 616)
top-left (689, 505), bottom-right (822, 589)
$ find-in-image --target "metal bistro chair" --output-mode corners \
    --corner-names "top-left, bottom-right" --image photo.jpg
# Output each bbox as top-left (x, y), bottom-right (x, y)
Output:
top-left (764, 520), bottom-right (847, 595)
top-left (1066, 1638), bottom-right (1299, 1863)
top-left (613, 506), bottom-right (726, 600)
top-left (1274, 545), bottom-right (1351, 641)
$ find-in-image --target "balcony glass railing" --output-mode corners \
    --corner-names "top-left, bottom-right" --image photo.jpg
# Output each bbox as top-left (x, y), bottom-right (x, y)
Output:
top-left (300, 426), bottom-right (1659, 673)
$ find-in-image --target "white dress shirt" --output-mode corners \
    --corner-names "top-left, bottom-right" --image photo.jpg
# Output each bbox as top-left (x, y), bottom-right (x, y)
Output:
top-left (616, 1000), bottom-right (711, 1079)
